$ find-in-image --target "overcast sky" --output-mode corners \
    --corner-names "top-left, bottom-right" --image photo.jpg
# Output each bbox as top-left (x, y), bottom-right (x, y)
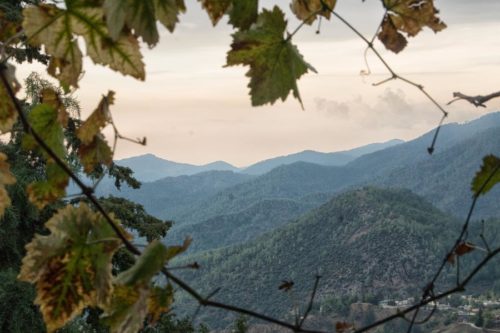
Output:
top-left (18, 0), bottom-right (500, 167)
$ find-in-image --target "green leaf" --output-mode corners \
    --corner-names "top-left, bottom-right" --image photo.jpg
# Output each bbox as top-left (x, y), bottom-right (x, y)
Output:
top-left (103, 239), bottom-right (185, 333)
top-left (165, 236), bottom-right (191, 261)
top-left (379, 0), bottom-right (446, 53)
top-left (472, 155), bottom-right (500, 196)
top-left (116, 240), bottom-right (171, 286)
top-left (290, 0), bottom-right (337, 24)
top-left (226, 6), bottom-right (315, 107)
top-left (155, 0), bottom-right (186, 33)
top-left (199, 0), bottom-right (232, 26)
top-left (228, 0), bottom-right (258, 30)
top-left (104, 0), bottom-right (185, 46)
top-left (77, 91), bottom-right (115, 145)
top-left (0, 152), bottom-right (16, 218)
top-left (102, 284), bottom-right (149, 333)
top-left (23, 103), bottom-right (65, 160)
top-left (147, 284), bottom-right (174, 322)
top-left (78, 134), bottom-right (113, 174)
top-left (18, 203), bottom-right (127, 332)
top-left (27, 162), bottom-right (68, 209)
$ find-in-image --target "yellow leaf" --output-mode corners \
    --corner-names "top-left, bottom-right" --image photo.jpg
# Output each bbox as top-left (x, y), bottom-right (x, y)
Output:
top-left (23, 4), bottom-right (83, 89)
top-left (27, 163), bottom-right (68, 209)
top-left (102, 284), bottom-right (149, 333)
top-left (78, 134), bottom-right (113, 174)
top-left (23, 4), bottom-right (144, 84)
top-left (0, 63), bottom-right (20, 133)
top-left (147, 284), bottom-right (174, 323)
top-left (19, 204), bottom-right (127, 332)
top-left (0, 152), bottom-right (15, 217)
top-left (199, 0), bottom-right (231, 26)
top-left (290, 0), bottom-right (336, 24)
top-left (77, 91), bottom-right (115, 145)
top-left (379, 0), bottom-right (446, 53)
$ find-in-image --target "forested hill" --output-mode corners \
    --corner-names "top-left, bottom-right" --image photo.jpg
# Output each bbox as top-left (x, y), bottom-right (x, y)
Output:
top-left (168, 113), bottom-right (500, 226)
top-left (102, 113), bottom-right (500, 233)
top-left (99, 170), bottom-right (253, 221)
top-left (174, 188), bottom-right (459, 327)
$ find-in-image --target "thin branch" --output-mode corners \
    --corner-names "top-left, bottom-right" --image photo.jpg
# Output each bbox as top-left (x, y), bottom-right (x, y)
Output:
top-left (319, 0), bottom-right (448, 154)
top-left (298, 275), bottom-right (322, 328)
top-left (447, 91), bottom-right (500, 108)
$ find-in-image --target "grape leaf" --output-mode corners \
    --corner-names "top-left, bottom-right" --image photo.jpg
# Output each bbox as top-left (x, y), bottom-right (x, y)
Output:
top-left (199, 0), bottom-right (232, 26)
top-left (104, 241), bottom-right (181, 332)
top-left (379, 0), bottom-right (446, 53)
top-left (21, 98), bottom-right (69, 208)
top-left (471, 155), bottom-right (500, 196)
top-left (102, 284), bottom-right (149, 333)
top-left (0, 152), bottom-right (15, 217)
top-left (23, 3), bottom-right (145, 84)
top-left (147, 284), bottom-right (174, 323)
top-left (228, 0), bottom-right (258, 30)
top-left (23, 4), bottom-right (83, 89)
top-left (116, 240), bottom-right (171, 286)
top-left (455, 242), bottom-right (475, 256)
top-left (226, 6), bottom-right (316, 107)
top-left (27, 163), bottom-right (68, 209)
top-left (18, 204), bottom-right (127, 332)
top-left (104, 0), bottom-right (185, 46)
top-left (77, 91), bottom-right (115, 145)
top-left (0, 63), bottom-right (20, 133)
top-left (23, 103), bottom-right (66, 160)
top-left (78, 134), bottom-right (113, 174)
top-left (165, 236), bottom-right (192, 261)
top-left (378, 16), bottom-right (407, 53)
top-left (290, 0), bottom-right (337, 24)
top-left (155, 0), bottom-right (186, 33)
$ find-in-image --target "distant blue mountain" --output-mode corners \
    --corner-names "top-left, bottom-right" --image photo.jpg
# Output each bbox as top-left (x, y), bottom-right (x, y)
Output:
top-left (241, 139), bottom-right (404, 175)
top-left (115, 154), bottom-right (239, 182)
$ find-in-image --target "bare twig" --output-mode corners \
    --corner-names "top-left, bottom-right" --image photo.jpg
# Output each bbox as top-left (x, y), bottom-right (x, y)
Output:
top-left (298, 275), bottom-right (322, 328)
top-left (447, 91), bottom-right (500, 108)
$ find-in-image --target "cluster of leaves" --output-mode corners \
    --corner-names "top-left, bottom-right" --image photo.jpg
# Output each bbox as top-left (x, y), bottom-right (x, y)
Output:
top-left (0, 0), bottom-right (499, 332)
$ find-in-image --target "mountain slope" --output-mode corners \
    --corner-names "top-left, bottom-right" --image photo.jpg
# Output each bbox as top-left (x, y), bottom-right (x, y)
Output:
top-left (173, 113), bottom-right (500, 225)
top-left (175, 188), bottom-right (458, 326)
top-left (101, 171), bottom-right (253, 220)
top-left (167, 198), bottom-right (321, 253)
top-left (243, 139), bottom-right (403, 175)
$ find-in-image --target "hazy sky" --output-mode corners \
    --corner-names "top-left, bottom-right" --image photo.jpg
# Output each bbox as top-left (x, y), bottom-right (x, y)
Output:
top-left (17, 1), bottom-right (500, 167)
